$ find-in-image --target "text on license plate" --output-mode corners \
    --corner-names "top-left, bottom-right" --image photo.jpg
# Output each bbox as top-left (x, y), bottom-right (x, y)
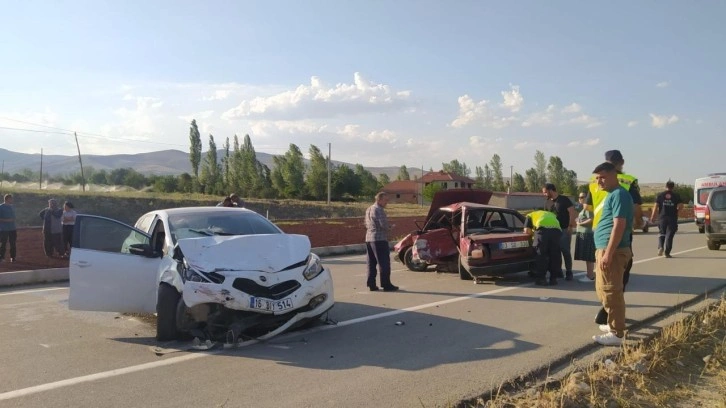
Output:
top-left (499, 241), bottom-right (529, 249)
top-left (249, 297), bottom-right (294, 312)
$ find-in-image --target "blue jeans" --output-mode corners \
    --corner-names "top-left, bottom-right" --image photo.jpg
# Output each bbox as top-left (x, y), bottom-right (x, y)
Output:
top-left (560, 230), bottom-right (573, 273)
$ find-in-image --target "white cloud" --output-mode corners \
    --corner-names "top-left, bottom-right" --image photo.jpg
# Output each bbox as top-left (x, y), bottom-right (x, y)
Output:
top-left (567, 138), bottom-right (601, 147)
top-left (656, 81), bottom-right (670, 88)
top-left (221, 72), bottom-right (412, 121)
top-left (178, 110), bottom-right (214, 123)
top-left (565, 114), bottom-right (603, 128)
top-left (335, 124), bottom-right (397, 143)
top-left (521, 105), bottom-right (556, 127)
top-left (650, 113), bottom-right (679, 128)
top-left (451, 94), bottom-right (517, 129)
top-left (203, 89), bottom-right (233, 101)
top-left (500, 85), bottom-right (524, 112)
top-left (249, 120), bottom-right (329, 137)
top-left (627, 120), bottom-right (638, 127)
top-left (561, 103), bottom-right (582, 114)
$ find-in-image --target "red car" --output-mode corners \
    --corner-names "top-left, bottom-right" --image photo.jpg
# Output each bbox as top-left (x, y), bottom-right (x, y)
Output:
top-left (393, 190), bottom-right (536, 281)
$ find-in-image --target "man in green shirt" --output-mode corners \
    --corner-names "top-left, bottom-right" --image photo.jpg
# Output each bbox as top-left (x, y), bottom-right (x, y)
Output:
top-left (591, 162), bottom-right (633, 346)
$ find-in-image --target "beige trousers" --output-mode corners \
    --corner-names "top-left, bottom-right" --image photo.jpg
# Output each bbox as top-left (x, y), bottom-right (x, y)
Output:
top-left (595, 247), bottom-right (633, 337)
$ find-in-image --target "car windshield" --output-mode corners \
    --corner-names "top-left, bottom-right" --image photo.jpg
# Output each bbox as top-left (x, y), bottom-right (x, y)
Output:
top-left (710, 191), bottom-right (726, 211)
top-left (167, 211), bottom-right (282, 243)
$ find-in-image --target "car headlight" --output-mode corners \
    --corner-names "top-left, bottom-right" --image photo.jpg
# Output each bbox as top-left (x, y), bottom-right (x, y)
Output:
top-left (302, 253), bottom-right (324, 280)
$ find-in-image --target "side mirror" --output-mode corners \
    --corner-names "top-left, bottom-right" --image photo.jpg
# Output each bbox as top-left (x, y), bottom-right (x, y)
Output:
top-left (128, 243), bottom-right (160, 258)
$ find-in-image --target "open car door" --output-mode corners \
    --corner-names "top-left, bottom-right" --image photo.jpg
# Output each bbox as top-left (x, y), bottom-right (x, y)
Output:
top-left (68, 215), bottom-right (161, 314)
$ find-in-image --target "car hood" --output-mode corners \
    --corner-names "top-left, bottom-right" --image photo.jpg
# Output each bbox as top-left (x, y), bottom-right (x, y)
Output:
top-left (426, 189), bottom-right (492, 221)
top-left (177, 234), bottom-right (311, 273)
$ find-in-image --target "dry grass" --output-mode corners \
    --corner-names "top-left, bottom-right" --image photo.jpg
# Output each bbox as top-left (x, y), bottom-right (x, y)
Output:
top-left (464, 296), bottom-right (726, 408)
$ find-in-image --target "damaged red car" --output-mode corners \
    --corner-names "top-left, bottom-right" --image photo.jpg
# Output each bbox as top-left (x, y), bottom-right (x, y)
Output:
top-left (393, 190), bottom-right (536, 281)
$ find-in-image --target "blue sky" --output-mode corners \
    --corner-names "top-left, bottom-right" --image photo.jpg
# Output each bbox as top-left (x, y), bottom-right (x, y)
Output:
top-left (1, 0), bottom-right (724, 184)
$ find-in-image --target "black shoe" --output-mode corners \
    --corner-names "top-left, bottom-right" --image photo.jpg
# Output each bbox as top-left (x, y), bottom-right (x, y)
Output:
top-left (595, 308), bottom-right (608, 325)
top-left (368, 286), bottom-right (380, 291)
top-left (382, 285), bottom-right (399, 292)
top-left (665, 254), bottom-right (673, 258)
top-left (535, 279), bottom-right (548, 286)
top-left (565, 271), bottom-right (573, 281)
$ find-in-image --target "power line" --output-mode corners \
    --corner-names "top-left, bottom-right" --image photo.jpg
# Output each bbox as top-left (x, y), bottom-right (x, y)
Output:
top-left (0, 122), bottom-right (185, 147)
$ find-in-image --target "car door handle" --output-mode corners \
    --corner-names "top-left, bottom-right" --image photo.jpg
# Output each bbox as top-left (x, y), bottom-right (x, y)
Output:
top-left (72, 261), bottom-right (91, 268)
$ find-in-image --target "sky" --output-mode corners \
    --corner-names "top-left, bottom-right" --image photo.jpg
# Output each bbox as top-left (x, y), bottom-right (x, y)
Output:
top-left (1, 0), bottom-right (724, 184)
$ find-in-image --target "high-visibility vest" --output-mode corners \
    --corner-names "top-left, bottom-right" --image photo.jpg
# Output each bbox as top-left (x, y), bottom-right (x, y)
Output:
top-left (528, 210), bottom-right (561, 230)
top-left (589, 172), bottom-right (637, 228)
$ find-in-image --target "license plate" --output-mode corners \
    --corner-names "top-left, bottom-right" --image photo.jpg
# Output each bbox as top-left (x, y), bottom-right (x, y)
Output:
top-left (499, 241), bottom-right (529, 250)
top-left (249, 297), bottom-right (294, 312)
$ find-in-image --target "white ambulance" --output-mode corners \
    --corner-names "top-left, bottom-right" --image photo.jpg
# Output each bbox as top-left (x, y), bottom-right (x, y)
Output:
top-left (694, 173), bottom-right (726, 233)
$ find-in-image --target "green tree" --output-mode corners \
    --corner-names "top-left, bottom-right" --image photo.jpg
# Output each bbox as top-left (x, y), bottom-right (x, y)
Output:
top-left (305, 145), bottom-right (328, 200)
top-left (199, 134), bottom-right (222, 194)
top-left (546, 156), bottom-right (566, 190)
top-left (378, 173), bottom-right (390, 187)
top-left (271, 144), bottom-right (306, 198)
top-left (442, 159), bottom-right (470, 177)
top-left (422, 182), bottom-right (443, 202)
top-left (525, 168), bottom-right (539, 192)
top-left (562, 169), bottom-right (578, 196)
top-left (490, 154), bottom-right (505, 192)
top-left (332, 164), bottom-right (360, 199)
top-left (356, 164), bottom-right (380, 198)
top-left (177, 173), bottom-right (193, 193)
top-left (222, 137), bottom-right (231, 190)
top-left (534, 150), bottom-right (547, 187)
top-left (189, 120), bottom-right (202, 187)
top-left (512, 172), bottom-right (526, 192)
top-left (152, 175), bottom-right (178, 193)
top-left (239, 134), bottom-right (261, 197)
top-left (483, 164), bottom-right (493, 190)
top-left (474, 166), bottom-right (485, 189)
top-left (397, 165), bottom-right (410, 181)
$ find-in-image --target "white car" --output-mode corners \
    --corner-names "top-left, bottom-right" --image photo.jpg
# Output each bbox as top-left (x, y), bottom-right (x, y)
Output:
top-left (68, 207), bottom-right (335, 341)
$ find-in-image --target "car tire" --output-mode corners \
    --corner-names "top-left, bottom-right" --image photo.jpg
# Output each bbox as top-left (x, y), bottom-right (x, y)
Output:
top-left (698, 226), bottom-right (705, 234)
top-left (157, 283), bottom-right (180, 341)
top-left (404, 247), bottom-right (428, 272)
top-left (706, 240), bottom-right (720, 251)
top-left (458, 256), bottom-right (473, 280)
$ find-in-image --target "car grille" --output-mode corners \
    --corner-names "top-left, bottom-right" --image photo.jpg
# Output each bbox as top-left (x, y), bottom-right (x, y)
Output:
top-left (232, 278), bottom-right (301, 300)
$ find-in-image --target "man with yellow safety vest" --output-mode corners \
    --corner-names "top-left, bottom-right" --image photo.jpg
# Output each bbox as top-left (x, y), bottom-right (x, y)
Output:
top-left (524, 210), bottom-right (562, 286)
top-left (585, 150), bottom-right (642, 325)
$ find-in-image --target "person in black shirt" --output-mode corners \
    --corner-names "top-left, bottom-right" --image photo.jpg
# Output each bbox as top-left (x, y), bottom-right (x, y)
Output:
top-left (542, 183), bottom-right (576, 280)
top-left (650, 180), bottom-right (683, 258)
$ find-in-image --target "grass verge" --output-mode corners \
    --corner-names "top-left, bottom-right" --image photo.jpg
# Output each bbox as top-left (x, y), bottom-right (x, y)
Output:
top-left (462, 294), bottom-right (726, 408)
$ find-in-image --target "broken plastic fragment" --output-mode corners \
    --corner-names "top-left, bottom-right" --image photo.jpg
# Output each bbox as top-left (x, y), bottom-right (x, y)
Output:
top-left (395, 321), bottom-right (405, 326)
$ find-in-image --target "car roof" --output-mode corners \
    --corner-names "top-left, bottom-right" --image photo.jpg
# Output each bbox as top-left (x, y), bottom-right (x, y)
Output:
top-left (146, 206), bottom-right (259, 217)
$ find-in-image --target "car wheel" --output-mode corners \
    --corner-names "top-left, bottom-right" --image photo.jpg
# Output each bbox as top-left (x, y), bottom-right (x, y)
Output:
top-left (404, 247), bottom-right (428, 272)
top-left (157, 283), bottom-right (180, 341)
top-left (458, 256), bottom-right (473, 280)
top-left (698, 226), bottom-right (705, 234)
top-left (706, 240), bottom-right (720, 251)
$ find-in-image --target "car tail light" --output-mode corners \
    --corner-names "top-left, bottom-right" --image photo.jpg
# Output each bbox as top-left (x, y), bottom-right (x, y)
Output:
top-left (705, 206), bottom-right (711, 225)
top-left (469, 243), bottom-right (486, 259)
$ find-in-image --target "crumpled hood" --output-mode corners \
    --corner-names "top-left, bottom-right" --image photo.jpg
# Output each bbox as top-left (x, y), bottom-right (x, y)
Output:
top-left (177, 234), bottom-right (311, 273)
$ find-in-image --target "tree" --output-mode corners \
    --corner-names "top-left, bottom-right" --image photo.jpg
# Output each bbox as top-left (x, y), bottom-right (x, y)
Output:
top-left (199, 134), bottom-right (222, 194)
top-left (474, 166), bottom-right (485, 189)
top-left (525, 168), bottom-right (539, 192)
top-left (331, 164), bottom-right (360, 199)
top-left (222, 137), bottom-right (231, 190)
top-left (483, 164), bottom-right (493, 190)
top-left (356, 164), bottom-right (380, 198)
top-left (397, 165), bottom-right (410, 181)
top-left (490, 154), bottom-right (505, 192)
top-left (271, 144), bottom-right (306, 198)
top-left (378, 173), bottom-right (390, 187)
top-left (512, 173), bottom-right (526, 192)
top-left (422, 182), bottom-right (443, 201)
top-left (305, 145), bottom-right (328, 200)
top-left (189, 120), bottom-right (202, 185)
top-left (177, 173), bottom-right (193, 193)
top-left (562, 169), bottom-right (578, 196)
top-left (239, 134), bottom-right (261, 197)
top-left (442, 159), bottom-right (470, 177)
top-left (546, 156), bottom-right (566, 190)
top-left (534, 150), bottom-right (547, 187)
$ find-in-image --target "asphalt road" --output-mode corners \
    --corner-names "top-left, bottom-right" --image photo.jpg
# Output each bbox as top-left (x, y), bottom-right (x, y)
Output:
top-left (1, 224), bottom-right (724, 408)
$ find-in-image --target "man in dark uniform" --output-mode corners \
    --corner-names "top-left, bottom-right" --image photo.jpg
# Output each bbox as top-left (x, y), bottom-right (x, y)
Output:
top-left (542, 183), bottom-right (576, 280)
top-left (650, 180), bottom-right (683, 258)
top-left (524, 210), bottom-right (562, 286)
top-left (585, 150), bottom-right (642, 325)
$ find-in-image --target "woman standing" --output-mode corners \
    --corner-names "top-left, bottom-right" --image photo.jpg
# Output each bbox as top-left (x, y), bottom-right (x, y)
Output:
top-left (574, 193), bottom-right (596, 282)
top-left (61, 201), bottom-right (77, 258)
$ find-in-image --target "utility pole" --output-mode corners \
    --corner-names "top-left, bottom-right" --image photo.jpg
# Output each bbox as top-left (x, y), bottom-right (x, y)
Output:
top-left (421, 165), bottom-right (424, 207)
top-left (39, 148), bottom-right (43, 189)
top-left (74, 132), bottom-right (86, 192)
top-left (1, 160), bottom-right (4, 189)
top-left (326, 142), bottom-right (331, 204)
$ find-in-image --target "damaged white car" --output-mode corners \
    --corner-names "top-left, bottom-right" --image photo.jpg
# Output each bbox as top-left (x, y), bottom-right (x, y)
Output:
top-left (68, 207), bottom-right (334, 341)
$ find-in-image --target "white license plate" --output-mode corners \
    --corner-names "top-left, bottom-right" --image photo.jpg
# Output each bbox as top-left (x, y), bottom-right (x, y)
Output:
top-left (499, 241), bottom-right (529, 250)
top-left (249, 297), bottom-right (294, 312)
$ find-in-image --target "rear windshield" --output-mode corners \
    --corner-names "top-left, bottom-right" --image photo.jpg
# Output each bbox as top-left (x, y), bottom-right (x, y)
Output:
top-left (710, 191), bottom-right (726, 211)
top-left (698, 188), bottom-right (714, 205)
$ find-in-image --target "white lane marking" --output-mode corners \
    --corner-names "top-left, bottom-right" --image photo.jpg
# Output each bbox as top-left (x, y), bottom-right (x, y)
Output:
top-left (0, 287), bottom-right (67, 297)
top-left (633, 246), bottom-right (706, 264)
top-left (0, 245), bottom-right (709, 401)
